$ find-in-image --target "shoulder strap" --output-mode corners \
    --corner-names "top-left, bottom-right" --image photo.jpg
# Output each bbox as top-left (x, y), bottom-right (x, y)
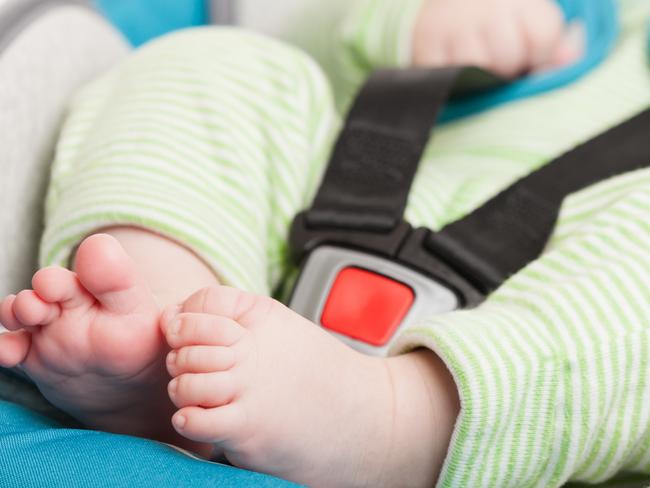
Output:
top-left (305, 67), bottom-right (502, 233)
top-left (424, 108), bottom-right (650, 292)
top-left (293, 67), bottom-right (650, 306)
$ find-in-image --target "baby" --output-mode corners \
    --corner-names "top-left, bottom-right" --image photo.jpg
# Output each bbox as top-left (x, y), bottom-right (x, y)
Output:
top-left (2, 0), bottom-right (647, 487)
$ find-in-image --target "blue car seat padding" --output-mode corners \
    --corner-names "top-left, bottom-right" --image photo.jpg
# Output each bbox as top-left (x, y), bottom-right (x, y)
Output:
top-left (94, 0), bottom-right (209, 46)
top-left (0, 400), bottom-right (295, 488)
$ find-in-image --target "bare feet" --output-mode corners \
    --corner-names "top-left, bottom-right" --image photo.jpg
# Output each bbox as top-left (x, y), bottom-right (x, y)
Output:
top-left (0, 234), bottom-right (176, 441)
top-left (163, 286), bottom-right (459, 487)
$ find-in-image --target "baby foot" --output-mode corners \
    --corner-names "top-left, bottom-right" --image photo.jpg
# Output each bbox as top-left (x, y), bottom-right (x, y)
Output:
top-left (163, 286), bottom-right (458, 487)
top-left (0, 234), bottom-right (174, 440)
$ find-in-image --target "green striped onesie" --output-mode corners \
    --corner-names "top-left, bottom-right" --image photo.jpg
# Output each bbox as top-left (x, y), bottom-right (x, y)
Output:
top-left (41, 0), bottom-right (650, 486)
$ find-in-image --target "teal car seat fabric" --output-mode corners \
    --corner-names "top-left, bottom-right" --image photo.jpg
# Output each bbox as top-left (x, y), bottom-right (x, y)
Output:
top-left (94, 0), bottom-right (209, 46)
top-left (0, 400), bottom-right (296, 488)
top-left (441, 0), bottom-right (618, 121)
top-left (0, 369), bottom-right (77, 426)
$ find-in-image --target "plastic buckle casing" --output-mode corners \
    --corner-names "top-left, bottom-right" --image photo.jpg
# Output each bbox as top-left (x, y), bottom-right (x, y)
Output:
top-left (289, 246), bottom-right (459, 356)
top-left (288, 212), bottom-right (483, 356)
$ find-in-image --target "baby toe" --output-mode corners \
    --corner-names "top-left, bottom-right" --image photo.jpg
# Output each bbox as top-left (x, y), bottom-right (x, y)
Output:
top-left (165, 313), bottom-right (245, 349)
top-left (168, 372), bottom-right (238, 408)
top-left (1, 295), bottom-right (21, 331)
top-left (172, 405), bottom-right (246, 444)
top-left (181, 286), bottom-right (260, 320)
top-left (32, 266), bottom-right (90, 309)
top-left (13, 290), bottom-right (61, 327)
top-left (0, 330), bottom-right (31, 367)
top-left (167, 345), bottom-right (236, 377)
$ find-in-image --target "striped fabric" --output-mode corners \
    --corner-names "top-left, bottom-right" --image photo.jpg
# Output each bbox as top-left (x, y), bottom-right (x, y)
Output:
top-left (41, 28), bottom-right (338, 294)
top-left (40, 1), bottom-right (650, 486)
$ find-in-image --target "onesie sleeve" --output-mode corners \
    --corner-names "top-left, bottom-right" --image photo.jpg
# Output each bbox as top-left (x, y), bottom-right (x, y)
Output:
top-left (391, 173), bottom-right (650, 487)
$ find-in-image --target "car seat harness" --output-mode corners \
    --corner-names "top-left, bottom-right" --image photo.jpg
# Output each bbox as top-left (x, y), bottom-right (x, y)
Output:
top-left (289, 66), bottom-right (650, 355)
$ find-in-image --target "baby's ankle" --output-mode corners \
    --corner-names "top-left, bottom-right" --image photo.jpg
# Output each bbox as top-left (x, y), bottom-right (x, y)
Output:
top-left (380, 350), bottom-right (459, 486)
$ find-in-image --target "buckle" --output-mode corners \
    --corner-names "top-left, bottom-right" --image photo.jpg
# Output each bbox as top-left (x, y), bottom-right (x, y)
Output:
top-left (289, 246), bottom-right (459, 356)
top-left (289, 211), bottom-right (413, 263)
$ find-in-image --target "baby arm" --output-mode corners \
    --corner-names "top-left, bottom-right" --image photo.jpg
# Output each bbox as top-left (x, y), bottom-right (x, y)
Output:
top-left (330, 0), bottom-right (583, 111)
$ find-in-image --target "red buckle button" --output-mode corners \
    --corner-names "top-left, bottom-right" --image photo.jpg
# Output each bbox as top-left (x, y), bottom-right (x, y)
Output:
top-left (321, 267), bottom-right (415, 346)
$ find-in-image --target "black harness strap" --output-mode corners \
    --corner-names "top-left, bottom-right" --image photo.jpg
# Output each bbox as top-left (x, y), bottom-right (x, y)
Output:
top-left (424, 108), bottom-right (650, 293)
top-left (306, 67), bottom-right (502, 233)
top-left (291, 66), bottom-right (650, 308)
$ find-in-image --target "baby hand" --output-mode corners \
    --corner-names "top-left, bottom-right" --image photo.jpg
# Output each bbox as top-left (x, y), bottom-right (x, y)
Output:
top-left (412, 0), bottom-right (584, 78)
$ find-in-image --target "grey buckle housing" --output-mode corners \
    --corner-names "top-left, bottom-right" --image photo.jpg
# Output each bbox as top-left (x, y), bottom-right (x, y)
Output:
top-left (289, 246), bottom-right (459, 356)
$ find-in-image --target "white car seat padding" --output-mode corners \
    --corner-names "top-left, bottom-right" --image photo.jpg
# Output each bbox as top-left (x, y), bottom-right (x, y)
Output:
top-left (0, 0), bottom-right (129, 299)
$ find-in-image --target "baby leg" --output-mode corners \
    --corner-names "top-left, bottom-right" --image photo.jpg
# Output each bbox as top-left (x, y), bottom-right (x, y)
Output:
top-left (2, 28), bottom-right (338, 449)
top-left (0, 229), bottom-right (218, 452)
top-left (40, 28), bottom-right (339, 297)
top-left (0, 235), bottom-right (172, 439)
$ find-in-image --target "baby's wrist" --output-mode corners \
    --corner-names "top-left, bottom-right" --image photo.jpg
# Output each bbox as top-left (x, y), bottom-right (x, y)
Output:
top-left (385, 349), bottom-right (459, 486)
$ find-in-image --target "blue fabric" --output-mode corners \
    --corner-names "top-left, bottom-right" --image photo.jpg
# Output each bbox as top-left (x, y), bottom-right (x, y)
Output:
top-left (93, 0), bottom-right (209, 46)
top-left (0, 400), bottom-right (296, 487)
top-left (441, 0), bottom-right (619, 122)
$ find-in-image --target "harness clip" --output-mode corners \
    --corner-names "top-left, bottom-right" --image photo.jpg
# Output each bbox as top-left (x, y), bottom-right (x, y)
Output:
top-left (289, 212), bottom-right (483, 355)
